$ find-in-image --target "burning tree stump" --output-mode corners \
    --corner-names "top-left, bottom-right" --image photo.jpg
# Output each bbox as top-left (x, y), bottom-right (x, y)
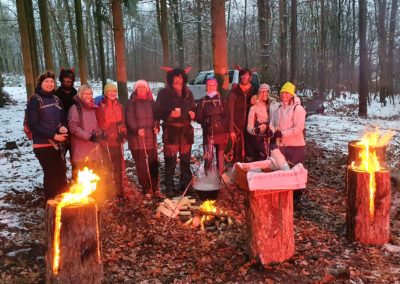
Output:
top-left (46, 198), bottom-right (103, 283)
top-left (346, 138), bottom-right (391, 244)
top-left (245, 190), bottom-right (294, 265)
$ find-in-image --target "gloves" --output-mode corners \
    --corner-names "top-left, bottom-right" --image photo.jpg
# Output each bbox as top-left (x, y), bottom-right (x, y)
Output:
top-left (89, 132), bottom-right (101, 143)
top-left (273, 130), bottom-right (283, 139)
top-left (266, 128), bottom-right (273, 138)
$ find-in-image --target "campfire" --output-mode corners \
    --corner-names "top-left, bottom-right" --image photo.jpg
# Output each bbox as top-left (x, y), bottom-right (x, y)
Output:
top-left (346, 129), bottom-right (394, 244)
top-left (184, 200), bottom-right (233, 231)
top-left (46, 167), bottom-right (103, 282)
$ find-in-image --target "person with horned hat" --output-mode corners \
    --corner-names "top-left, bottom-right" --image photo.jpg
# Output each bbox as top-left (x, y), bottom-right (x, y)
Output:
top-left (155, 68), bottom-right (196, 198)
top-left (55, 68), bottom-right (77, 113)
top-left (227, 68), bottom-right (258, 163)
top-left (125, 80), bottom-right (160, 198)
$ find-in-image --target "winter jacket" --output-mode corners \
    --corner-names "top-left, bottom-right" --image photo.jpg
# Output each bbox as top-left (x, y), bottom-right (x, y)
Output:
top-left (55, 86), bottom-right (77, 113)
top-left (27, 88), bottom-right (66, 146)
top-left (269, 103), bottom-right (306, 146)
top-left (195, 93), bottom-right (229, 145)
top-left (155, 86), bottom-right (195, 145)
top-left (125, 92), bottom-right (159, 150)
top-left (68, 96), bottom-right (102, 163)
top-left (97, 97), bottom-right (126, 148)
top-left (247, 101), bottom-right (271, 136)
top-left (228, 84), bottom-right (257, 133)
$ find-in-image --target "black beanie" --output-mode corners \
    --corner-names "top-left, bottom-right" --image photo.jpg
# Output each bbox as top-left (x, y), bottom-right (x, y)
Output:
top-left (59, 68), bottom-right (75, 83)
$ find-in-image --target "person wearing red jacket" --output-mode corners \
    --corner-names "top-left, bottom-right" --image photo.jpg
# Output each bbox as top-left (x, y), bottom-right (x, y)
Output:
top-left (96, 82), bottom-right (127, 201)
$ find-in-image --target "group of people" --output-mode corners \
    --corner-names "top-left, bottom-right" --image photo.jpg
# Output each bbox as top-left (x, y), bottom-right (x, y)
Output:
top-left (27, 66), bottom-right (306, 204)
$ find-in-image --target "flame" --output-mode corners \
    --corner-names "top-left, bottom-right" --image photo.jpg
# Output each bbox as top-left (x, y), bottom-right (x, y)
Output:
top-left (53, 167), bottom-right (100, 275)
top-left (350, 129), bottom-right (393, 220)
top-left (200, 200), bottom-right (217, 213)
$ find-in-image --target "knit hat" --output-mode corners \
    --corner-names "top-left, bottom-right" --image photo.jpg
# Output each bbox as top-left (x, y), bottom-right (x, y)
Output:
top-left (104, 82), bottom-right (118, 96)
top-left (59, 68), bottom-right (75, 83)
top-left (280, 82), bottom-right (296, 97)
top-left (133, 80), bottom-right (150, 93)
top-left (36, 70), bottom-right (56, 88)
top-left (258, 83), bottom-right (270, 93)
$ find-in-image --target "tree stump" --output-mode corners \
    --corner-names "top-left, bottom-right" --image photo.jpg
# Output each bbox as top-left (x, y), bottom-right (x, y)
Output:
top-left (46, 199), bottom-right (103, 283)
top-left (346, 169), bottom-right (391, 244)
top-left (348, 140), bottom-right (387, 167)
top-left (245, 190), bottom-right (294, 266)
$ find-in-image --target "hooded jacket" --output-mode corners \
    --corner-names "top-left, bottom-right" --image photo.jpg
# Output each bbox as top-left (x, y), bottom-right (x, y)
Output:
top-left (68, 96), bottom-right (102, 162)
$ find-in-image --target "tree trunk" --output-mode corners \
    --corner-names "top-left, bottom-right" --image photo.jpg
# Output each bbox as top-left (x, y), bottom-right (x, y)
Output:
top-left (45, 199), bottom-right (103, 282)
top-left (38, 0), bottom-right (54, 71)
top-left (95, 0), bottom-right (107, 89)
top-left (196, 0), bottom-right (202, 73)
top-left (75, 0), bottom-right (88, 84)
top-left (290, 0), bottom-right (297, 83)
top-left (210, 0), bottom-right (229, 98)
top-left (346, 169), bottom-right (391, 244)
top-left (319, 0), bottom-right (326, 94)
top-left (63, 0), bottom-right (78, 69)
top-left (156, 0), bottom-right (170, 67)
top-left (243, 0), bottom-right (249, 67)
top-left (85, 2), bottom-right (94, 80)
top-left (387, 0), bottom-right (398, 103)
top-left (16, 0), bottom-right (36, 99)
top-left (171, 0), bottom-right (184, 67)
top-left (335, 0), bottom-right (342, 97)
top-left (111, 0), bottom-right (128, 106)
top-left (49, 1), bottom-right (69, 68)
top-left (358, 0), bottom-right (368, 117)
top-left (257, 0), bottom-right (271, 83)
top-left (376, 0), bottom-right (388, 106)
top-left (278, 0), bottom-right (287, 85)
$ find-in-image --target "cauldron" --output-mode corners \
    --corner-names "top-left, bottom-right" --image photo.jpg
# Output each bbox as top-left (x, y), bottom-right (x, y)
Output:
top-left (192, 175), bottom-right (221, 201)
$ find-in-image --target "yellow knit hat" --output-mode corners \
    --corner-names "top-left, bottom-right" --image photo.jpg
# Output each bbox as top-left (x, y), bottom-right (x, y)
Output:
top-left (104, 82), bottom-right (118, 96)
top-left (280, 82), bottom-right (296, 97)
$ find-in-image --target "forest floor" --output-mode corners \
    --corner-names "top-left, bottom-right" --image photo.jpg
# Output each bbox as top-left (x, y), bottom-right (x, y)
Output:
top-left (0, 78), bottom-right (399, 283)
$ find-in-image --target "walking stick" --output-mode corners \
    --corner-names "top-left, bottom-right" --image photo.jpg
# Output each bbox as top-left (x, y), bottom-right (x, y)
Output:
top-left (141, 135), bottom-right (153, 194)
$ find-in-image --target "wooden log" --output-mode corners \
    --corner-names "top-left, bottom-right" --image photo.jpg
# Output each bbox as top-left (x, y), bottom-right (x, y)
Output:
top-left (46, 198), bottom-right (103, 283)
top-left (346, 169), bottom-right (391, 244)
top-left (348, 140), bottom-right (386, 167)
top-left (245, 190), bottom-right (294, 266)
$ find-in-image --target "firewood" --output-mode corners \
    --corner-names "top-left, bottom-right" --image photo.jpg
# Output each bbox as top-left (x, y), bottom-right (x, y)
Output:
top-left (46, 199), bottom-right (103, 283)
top-left (199, 209), bottom-right (229, 218)
top-left (156, 204), bottom-right (178, 218)
top-left (178, 211), bottom-right (192, 216)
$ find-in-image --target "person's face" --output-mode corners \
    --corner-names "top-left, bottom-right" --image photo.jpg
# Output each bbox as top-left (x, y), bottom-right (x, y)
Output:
top-left (206, 80), bottom-right (218, 93)
top-left (81, 88), bottom-right (93, 103)
top-left (106, 89), bottom-right (118, 101)
top-left (259, 89), bottom-right (269, 102)
top-left (172, 75), bottom-right (183, 92)
top-left (62, 78), bottom-right (73, 88)
top-left (240, 72), bottom-right (251, 85)
top-left (280, 91), bottom-right (293, 103)
top-left (136, 85), bottom-right (147, 99)
top-left (41, 78), bottom-right (55, 92)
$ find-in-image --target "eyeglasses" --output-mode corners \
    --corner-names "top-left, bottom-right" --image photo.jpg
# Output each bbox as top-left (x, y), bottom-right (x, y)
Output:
top-left (81, 92), bottom-right (93, 96)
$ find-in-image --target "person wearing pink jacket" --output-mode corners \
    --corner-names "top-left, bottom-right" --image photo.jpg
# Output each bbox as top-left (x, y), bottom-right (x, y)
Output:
top-left (269, 81), bottom-right (306, 165)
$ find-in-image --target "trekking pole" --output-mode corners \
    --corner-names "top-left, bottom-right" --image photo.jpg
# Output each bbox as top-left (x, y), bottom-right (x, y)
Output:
top-left (141, 135), bottom-right (153, 194)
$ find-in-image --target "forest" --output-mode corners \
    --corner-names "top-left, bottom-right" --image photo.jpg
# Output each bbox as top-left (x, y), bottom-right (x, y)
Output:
top-left (0, 0), bottom-right (399, 110)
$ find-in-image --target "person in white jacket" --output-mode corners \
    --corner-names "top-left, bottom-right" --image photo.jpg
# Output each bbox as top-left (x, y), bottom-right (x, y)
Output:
top-left (247, 83), bottom-right (274, 160)
top-left (270, 81), bottom-right (306, 165)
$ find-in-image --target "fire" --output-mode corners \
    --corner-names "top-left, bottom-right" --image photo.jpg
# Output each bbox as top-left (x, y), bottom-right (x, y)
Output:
top-left (200, 200), bottom-right (217, 213)
top-left (53, 167), bottom-right (100, 275)
top-left (350, 129), bottom-right (394, 220)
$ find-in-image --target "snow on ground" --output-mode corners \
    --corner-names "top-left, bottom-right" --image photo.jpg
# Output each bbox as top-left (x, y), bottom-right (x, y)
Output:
top-left (0, 73), bottom-right (399, 235)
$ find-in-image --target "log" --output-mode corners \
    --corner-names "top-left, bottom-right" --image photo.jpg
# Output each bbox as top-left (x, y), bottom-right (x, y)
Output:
top-left (46, 199), bottom-right (103, 283)
top-left (245, 190), bottom-right (294, 266)
top-left (348, 140), bottom-right (387, 167)
top-left (346, 169), bottom-right (391, 244)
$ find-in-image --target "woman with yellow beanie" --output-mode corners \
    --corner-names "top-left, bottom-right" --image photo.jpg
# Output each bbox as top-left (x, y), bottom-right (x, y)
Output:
top-left (270, 81), bottom-right (306, 169)
top-left (96, 82), bottom-right (127, 203)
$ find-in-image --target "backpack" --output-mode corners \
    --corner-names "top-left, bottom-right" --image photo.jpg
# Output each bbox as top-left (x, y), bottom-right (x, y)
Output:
top-left (23, 94), bottom-right (62, 140)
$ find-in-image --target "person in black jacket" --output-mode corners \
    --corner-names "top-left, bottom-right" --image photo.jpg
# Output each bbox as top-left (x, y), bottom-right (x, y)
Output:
top-left (125, 80), bottom-right (160, 197)
top-left (195, 78), bottom-right (229, 174)
top-left (155, 68), bottom-right (196, 198)
top-left (55, 68), bottom-right (77, 113)
top-left (27, 71), bottom-right (68, 200)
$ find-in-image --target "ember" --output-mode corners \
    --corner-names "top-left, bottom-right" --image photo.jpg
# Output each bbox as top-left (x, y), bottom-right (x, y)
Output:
top-left (53, 167), bottom-right (100, 274)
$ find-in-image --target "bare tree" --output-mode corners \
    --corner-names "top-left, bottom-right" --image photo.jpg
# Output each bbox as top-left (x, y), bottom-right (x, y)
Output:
top-left (75, 0), bottom-right (88, 83)
top-left (359, 0), bottom-right (368, 117)
top-left (290, 0), bottom-right (297, 83)
top-left (156, 0), bottom-right (170, 67)
top-left (38, 0), bottom-right (54, 70)
top-left (278, 0), bottom-right (287, 85)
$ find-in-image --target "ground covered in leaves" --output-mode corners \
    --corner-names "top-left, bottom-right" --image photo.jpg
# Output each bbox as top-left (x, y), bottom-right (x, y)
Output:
top-left (1, 139), bottom-right (400, 283)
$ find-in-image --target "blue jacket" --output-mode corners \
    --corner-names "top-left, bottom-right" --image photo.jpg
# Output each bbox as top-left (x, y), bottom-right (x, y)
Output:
top-left (27, 88), bottom-right (66, 145)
